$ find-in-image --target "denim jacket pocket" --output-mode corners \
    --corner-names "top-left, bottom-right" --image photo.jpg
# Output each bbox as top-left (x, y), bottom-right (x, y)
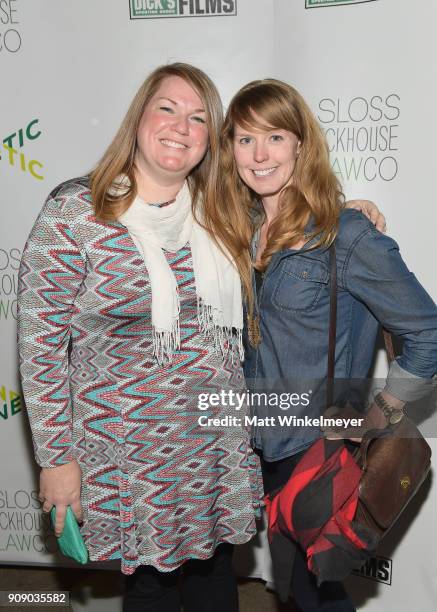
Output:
top-left (272, 256), bottom-right (329, 312)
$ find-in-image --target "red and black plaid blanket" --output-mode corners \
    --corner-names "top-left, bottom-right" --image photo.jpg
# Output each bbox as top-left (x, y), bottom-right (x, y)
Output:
top-left (265, 439), bottom-right (379, 585)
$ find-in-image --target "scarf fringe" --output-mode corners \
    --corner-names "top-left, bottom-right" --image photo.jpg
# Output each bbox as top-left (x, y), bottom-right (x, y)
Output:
top-left (152, 302), bottom-right (243, 365)
top-left (197, 298), bottom-right (244, 363)
top-left (119, 181), bottom-right (243, 367)
top-left (152, 319), bottom-right (181, 365)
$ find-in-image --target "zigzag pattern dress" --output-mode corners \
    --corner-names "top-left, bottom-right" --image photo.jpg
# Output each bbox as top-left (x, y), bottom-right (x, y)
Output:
top-left (18, 178), bottom-right (263, 574)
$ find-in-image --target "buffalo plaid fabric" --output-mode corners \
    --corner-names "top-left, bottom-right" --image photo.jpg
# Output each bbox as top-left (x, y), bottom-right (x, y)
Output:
top-left (265, 439), bottom-right (379, 586)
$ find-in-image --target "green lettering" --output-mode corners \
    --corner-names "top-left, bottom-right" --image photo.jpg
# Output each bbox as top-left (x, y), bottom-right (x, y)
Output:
top-left (26, 119), bottom-right (41, 141)
top-left (344, 157), bottom-right (363, 180)
top-left (6, 534), bottom-right (18, 550)
top-left (17, 534), bottom-right (32, 551)
top-left (331, 157), bottom-right (343, 180)
top-left (11, 394), bottom-right (21, 415)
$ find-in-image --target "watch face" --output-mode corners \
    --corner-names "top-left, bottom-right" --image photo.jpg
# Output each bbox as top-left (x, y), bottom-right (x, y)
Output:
top-left (389, 410), bottom-right (404, 425)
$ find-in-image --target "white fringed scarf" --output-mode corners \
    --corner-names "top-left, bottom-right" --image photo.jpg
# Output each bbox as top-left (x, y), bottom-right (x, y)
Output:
top-left (118, 182), bottom-right (243, 364)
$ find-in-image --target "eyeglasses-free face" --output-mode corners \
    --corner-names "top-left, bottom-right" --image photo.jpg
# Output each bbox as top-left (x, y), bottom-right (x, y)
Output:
top-left (135, 75), bottom-right (209, 185)
top-left (233, 115), bottom-right (301, 203)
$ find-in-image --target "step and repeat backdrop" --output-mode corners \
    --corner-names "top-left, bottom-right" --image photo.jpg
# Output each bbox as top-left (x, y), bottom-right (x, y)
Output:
top-left (1, 1), bottom-right (436, 610)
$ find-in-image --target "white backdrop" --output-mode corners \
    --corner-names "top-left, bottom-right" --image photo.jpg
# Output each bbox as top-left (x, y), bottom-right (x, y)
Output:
top-left (1, 1), bottom-right (436, 610)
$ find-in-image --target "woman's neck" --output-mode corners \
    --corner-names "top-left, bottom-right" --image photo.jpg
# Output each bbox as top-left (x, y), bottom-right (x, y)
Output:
top-left (134, 168), bottom-right (185, 204)
top-left (259, 192), bottom-right (307, 254)
top-left (261, 194), bottom-right (280, 224)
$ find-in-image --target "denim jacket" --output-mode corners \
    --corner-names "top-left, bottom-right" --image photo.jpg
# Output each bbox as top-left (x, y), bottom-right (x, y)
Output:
top-left (244, 209), bottom-right (437, 461)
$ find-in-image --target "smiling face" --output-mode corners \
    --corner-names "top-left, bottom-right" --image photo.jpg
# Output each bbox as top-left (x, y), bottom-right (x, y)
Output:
top-left (135, 75), bottom-right (209, 185)
top-left (233, 116), bottom-right (301, 202)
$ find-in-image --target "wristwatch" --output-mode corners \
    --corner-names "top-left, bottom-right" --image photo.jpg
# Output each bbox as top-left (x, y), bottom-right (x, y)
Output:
top-left (374, 392), bottom-right (405, 425)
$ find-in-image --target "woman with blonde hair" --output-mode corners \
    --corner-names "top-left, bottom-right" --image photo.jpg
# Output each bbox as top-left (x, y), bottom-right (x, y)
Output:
top-left (18, 62), bottom-right (264, 612)
top-left (216, 79), bottom-right (437, 611)
top-left (18, 62), bottom-right (383, 611)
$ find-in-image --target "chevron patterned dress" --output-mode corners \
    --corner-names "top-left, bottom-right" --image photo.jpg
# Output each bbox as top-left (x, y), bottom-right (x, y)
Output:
top-left (18, 178), bottom-right (263, 574)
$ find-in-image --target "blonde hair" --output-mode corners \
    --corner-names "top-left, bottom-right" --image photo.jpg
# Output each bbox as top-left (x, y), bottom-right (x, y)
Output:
top-left (215, 78), bottom-right (344, 314)
top-left (90, 63), bottom-right (223, 221)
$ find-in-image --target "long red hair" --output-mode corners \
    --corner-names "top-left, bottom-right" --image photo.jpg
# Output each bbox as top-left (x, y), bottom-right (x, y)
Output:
top-left (212, 79), bottom-right (344, 315)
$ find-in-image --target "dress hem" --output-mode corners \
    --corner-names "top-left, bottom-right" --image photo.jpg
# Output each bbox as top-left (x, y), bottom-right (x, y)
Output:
top-left (89, 530), bottom-right (258, 575)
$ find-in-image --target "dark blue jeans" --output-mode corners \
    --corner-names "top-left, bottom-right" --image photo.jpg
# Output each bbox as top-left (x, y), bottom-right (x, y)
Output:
top-left (261, 452), bottom-right (356, 612)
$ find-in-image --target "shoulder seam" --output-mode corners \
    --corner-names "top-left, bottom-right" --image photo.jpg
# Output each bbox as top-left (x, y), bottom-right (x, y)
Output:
top-left (48, 176), bottom-right (90, 199)
top-left (340, 226), bottom-right (374, 290)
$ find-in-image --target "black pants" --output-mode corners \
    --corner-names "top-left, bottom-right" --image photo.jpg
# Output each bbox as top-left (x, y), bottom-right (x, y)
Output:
top-left (123, 543), bottom-right (238, 612)
top-left (261, 452), bottom-right (356, 612)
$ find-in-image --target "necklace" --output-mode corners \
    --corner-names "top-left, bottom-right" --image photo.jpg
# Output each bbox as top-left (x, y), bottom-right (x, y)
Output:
top-left (247, 311), bottom-right (262, 347)
top-left (146, 198), bottom-right (176, 209)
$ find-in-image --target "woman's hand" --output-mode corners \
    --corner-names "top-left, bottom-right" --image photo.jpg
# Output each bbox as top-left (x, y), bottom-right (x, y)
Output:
top-left (345, 199), bottom-right (386, 233)
top-left (322, 402), bottom-right (389, 443)
top-left (322, 390), bottom-right (405, 442)
top-left (39, 460), bottom-right (83, 536)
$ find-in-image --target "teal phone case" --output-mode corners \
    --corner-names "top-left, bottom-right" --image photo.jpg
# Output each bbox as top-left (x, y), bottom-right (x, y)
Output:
top-left (51, 506), bottom-right (88, 564)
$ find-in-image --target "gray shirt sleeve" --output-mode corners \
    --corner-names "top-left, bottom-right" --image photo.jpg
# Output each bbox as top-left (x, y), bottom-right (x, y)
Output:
top-left (384, 359), bottom-right (437, 402)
